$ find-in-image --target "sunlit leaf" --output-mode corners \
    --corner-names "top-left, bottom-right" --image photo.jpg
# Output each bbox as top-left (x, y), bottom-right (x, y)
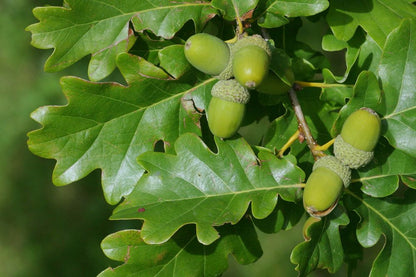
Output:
top-left (111, 133), bottom-right (304, 244)
top-left (211, 0), bottom-right (258, 21)
top-left (345, 188), bottom-right (416, 277)
top-left (28, 53), bottom-right (213, 204)
top-left (378, 19), bottom-right (416, 158)
top-left (26, 0), bottom-right (216, 80)
top-left (327, 0), bottom-right (416, 47)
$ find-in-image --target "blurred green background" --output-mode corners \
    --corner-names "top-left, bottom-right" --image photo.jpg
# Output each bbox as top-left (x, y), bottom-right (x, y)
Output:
top-left (0, 1), bottom-right (377, 276)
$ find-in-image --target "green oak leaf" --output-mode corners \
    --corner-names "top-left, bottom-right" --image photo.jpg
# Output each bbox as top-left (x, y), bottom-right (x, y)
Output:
top-left (331, 71), bottom-right (383, 136)
top-left (321, 30), bottom-right (364, 82)
top-left (257, 0), bottom-right (329, 28)
top-left (26, 0), bottom-right (216, 80)
top-left (99, 218), bottom-right (262, 277)
top-left (253, 199), bottom-right (304, 234)
top-left (327, 0), bottom-right (416, 47)
top-left (290, 206), bottom-right (350, 276)
top-left (378, 19), bottom-right (416, 158)
top-left (158, 45), bottom-right (191, 79)
top-left (402, 175), bottom-right (416, 189)
top-left (351, 138), bottom-right (416, 197)
top-left (27, 53), bottom-right (214, 205)
top-left (111, 133), bottom-right (304, 245)
top-left (345, 187), bottom-right (416, 277)
top-left (211, 0), bottom-right (259, 21)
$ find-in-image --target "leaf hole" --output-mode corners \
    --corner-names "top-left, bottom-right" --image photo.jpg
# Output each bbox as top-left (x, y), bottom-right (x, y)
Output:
top-left (153, 140), bottom-right (166, 153)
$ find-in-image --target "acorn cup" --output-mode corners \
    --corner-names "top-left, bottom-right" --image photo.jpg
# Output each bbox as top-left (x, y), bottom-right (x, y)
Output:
top-left (232, 35), bottom-right (272, 89)
top-left (184, 33), bottom-right (230, 76)
top-left (334, 107), bottom-right (381, 169)
top-left (303, 155), bottom-right (351, 218)
top-left (207, 79), bottom-right (250, 138)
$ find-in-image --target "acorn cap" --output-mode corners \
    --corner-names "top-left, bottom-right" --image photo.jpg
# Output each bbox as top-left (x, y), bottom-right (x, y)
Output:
top-left (211, 79), bottom-right (250, 104)
top-left (313, 155), bottom-right (351, 188)
top-left (232, 34), bottom-right (272, 57)
top-left (217, 42), bottom-right (234, 80)
top-left (334, 135), bottom-right (374, 169)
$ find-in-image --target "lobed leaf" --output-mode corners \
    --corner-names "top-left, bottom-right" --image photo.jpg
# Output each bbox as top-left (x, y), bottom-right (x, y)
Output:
top-left (378, 19), bottom-right (416, 158)
top-left (211, 0), bottom-right (259, 21)
top-left (351, 139), bottom-right (416, 197)
top-left (27, 53), bottom-right (214, 205)
top-left (257, 0), bottom-right (329, 28)
top-left (99, 218), bottom-right (262, 277)
top-left (327, 0), bottom-right (416, 47)
top-left (111, 133), bottom-right (304, 245)
top-left (345, 188), bottom-right (416, 277)
top-left (290, 206), bottom-right (350, 276)
top-left (26, 0), bottom-right (216, 80)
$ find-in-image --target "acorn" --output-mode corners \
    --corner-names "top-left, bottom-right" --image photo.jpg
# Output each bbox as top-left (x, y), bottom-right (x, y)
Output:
top-left (207, 79), bottom-right (250, 138)
top-left (184, 33), bottom-right (230, 76)
top-left (334, 108), bottom-right (381, 169)
top-left (303, 156), bottom-right (351, 218)
top-left (232, 35), bottom-right (271, 89)
top-left (256, 70), bottom-right (291, 95)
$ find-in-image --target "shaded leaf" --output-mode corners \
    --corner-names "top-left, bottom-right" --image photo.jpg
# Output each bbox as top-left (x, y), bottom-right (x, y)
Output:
top-left (290, 206), bottom-right (350, 276)
top-left (99, 218), bottom-right (262, 277)
top-left (27, 53), bottom-right (214, 204)
top-left (253, 199), bottom-right (304, 233)
top-left (378, 19), bottom-right (416, 158)
top-left (327, 0), bottom-right (416, 47)
top-left (111, 133), bottom-right (304, 245)
top-left (26, 0), bottom-right (216, 80)
top-left (345, 188), bottom-right (416, 277)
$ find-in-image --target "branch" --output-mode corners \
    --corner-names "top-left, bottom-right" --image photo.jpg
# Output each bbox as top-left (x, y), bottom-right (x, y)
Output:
top-left (289, 86), bottom-right (325, 160)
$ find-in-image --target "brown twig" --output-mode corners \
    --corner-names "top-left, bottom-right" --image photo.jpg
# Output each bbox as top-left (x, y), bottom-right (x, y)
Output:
top-left (289, 86), bottom-right (325, 160)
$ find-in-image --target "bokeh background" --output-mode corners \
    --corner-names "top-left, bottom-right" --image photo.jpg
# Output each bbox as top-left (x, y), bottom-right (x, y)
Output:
top-left (1, 1), bottom-right (377, 276)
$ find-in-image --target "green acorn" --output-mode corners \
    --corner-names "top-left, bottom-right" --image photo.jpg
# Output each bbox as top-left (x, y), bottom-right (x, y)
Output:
top-left (334, 108), bottom-right (381, 168)
top-left (207, 79), bottom-right (250, 138)
top-left (184, 33), bottom-right (230, 76)
top-left (303, 156), bottom-right (351, 218)
top-left (232, 35), bottom-right (271, 89)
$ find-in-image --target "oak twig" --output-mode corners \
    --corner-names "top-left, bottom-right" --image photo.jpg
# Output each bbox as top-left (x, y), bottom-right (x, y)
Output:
top-left (288, 86), bottom-right (325, 160)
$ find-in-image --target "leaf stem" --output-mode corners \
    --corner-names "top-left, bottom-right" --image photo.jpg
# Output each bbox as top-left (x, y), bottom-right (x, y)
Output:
top-left (289, 86), bottom-right (325, 160)
top-left (278, 130), bottom-right (300, 157)
top-left (295, 81), bottom-right (353, 88)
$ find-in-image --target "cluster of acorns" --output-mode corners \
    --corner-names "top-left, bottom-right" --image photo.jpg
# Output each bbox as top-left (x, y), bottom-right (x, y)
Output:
top-left (303, 108), bottom-right (381, 218)
top-left (184, 33), bottom-right (382, 220)
top-left (184, 33), bottom-right (292, 138)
